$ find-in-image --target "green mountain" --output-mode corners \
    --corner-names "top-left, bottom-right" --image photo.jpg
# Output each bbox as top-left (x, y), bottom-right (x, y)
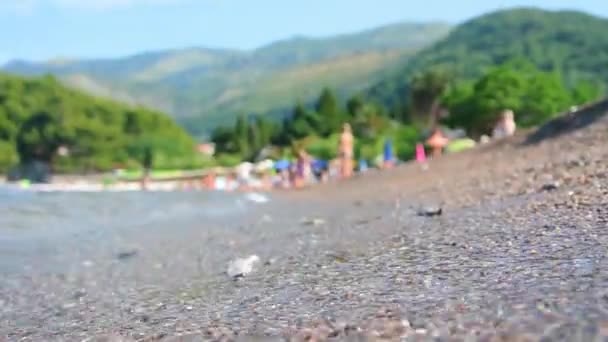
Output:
top-left (367, 8), bottom-right (608, 110)
top-left (3, 22), bottom-right (451, 136)
top-left (0, 73), bottom-right (198, 173)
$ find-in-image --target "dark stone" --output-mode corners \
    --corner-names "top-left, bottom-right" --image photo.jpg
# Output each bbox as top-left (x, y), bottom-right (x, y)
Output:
top-left (417, 207), bottom-right (443, 217)
top-left (116, 250), bottom-right (138, 261)
top-left (72, 289), bottom-right (87, 300)
top-left (541, 182), bottom-right (560, 192)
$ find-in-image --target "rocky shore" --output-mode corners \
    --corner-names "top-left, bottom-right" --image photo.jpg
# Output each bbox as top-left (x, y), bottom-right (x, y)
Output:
top-left (2, 101), bottom-right (608, 341)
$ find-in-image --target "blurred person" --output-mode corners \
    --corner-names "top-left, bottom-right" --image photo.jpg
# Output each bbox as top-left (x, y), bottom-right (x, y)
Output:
top-left (492, 109), bottom-right (517, 139)
top-left (426, 128), bottom-right (449, 158)
top-left (338, 123), bottom-right (354, 179)
top-left (141, 146), bottom-right (153, 191)
top-left (359, 158), bottom-right (369, 173)
top-left (294, 149), bottom-right (312, 188)
top-left (383, 138), bottom-right (394, 169)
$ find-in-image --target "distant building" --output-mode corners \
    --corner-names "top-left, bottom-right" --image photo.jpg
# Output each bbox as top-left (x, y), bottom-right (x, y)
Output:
top-left (197, 143), bottom-right (215, 156)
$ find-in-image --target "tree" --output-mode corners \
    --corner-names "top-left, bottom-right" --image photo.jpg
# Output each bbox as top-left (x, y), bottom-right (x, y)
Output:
top-left (286, 102), bottom-right (315, 140)
top-left (346, 94), bottom-right (365, 118)
top-left (316, 87), bottom-right (343, 136)
top-left (392, 125), bottom-right (419, 161)
top-left (0, 73), bottom-right (197, 173)
top-left (16, 111), bottom-right (66, 163)
top-left (211, 126), bottom-right (236, 154)
top-left (255, 116), bottom-right (275, 149)
top-left (518, 71), bottom-right (573, 126)
top-left (409, 68), bottom-right (451, 127)
top-left (351, 102), bottom-right (389, 140)
top-left (571, 80), bottom-right (604, 104)
top-left (233, 115), bottom-right (249, 158)
top-left (441, 60), bottom-right (589, 136)
top-left (465, 64), bottom-right (527, 134)
top-left (142, 146), bottom-right (153, 170)
top-left (441, 81), bottom-right (475, 131)
top-left (0, 141), bottom-right (17, 171)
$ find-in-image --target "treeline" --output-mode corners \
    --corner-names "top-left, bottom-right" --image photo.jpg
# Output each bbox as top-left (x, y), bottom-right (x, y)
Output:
top-left (441, 59), bottom-right (603, 136)
top-left (0, 73), bottom-right (201, 173)
top-left (211, 87), bottom-right (420, 164)
top-left (368, 8), bottom-right (608, 110)
top-left (211, 59), bottom-right (603, 164)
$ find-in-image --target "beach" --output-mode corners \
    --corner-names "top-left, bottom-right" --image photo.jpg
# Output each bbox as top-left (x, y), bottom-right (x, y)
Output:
top-left (2, 102), bottom-right (608, 341)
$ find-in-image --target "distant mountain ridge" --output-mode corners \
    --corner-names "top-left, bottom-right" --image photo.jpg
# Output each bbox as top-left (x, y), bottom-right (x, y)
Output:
top-left (3, 21), bottom-right (452, 135)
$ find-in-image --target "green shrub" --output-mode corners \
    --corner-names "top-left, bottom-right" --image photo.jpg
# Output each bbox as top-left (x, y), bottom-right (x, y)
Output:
top-left (0, 142), bottom-right (17, 173)
top-left (215, 153), bottom-right (242, 168)
top-left (304, 134), bottom-right (339, 160)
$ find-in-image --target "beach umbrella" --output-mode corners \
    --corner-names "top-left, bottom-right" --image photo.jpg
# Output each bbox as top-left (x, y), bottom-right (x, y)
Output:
top-left (311, 159), bottom-right (328, 171)
top-left (274, 159), bottom-right (290, 171)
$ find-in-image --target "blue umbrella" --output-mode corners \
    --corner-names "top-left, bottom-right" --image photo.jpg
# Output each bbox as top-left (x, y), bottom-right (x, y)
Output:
top-left (383, 139), bottom-right (393, 162)
top-left (274, 159), bottom-right (290, 171)
top-left (312, 159), bottom-right (328, 171)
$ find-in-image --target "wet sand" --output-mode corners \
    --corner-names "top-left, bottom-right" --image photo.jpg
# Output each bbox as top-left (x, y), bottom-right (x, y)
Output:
top-left (2, 101), bottom-right (608, 341)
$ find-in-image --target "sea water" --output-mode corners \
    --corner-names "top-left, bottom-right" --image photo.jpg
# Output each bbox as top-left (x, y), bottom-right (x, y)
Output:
top-left (0, 188), bottom-right (269, 274)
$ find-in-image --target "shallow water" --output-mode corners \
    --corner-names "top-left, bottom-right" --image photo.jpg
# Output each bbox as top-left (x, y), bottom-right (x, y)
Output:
top-left (0, 189), bottom-right (268, 274)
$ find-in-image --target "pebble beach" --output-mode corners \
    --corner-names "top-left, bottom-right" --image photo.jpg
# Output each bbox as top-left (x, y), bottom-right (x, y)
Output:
top-left (2, 101), bottom-right (608, 341)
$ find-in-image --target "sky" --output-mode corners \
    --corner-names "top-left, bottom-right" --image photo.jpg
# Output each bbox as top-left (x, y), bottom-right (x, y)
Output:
top-left (1, 0), bottom-right (607, 63)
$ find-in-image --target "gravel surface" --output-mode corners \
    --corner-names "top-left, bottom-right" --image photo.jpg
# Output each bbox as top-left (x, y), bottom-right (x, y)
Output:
top-left (2, 101), bottom-right (608, 341)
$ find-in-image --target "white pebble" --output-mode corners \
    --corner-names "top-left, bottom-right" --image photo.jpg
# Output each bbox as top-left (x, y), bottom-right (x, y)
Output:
top-left (227, 255), bottom-right (260, 278)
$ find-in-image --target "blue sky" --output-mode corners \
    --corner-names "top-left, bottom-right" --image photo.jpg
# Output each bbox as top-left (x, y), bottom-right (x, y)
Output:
top-left (1, 0), bottom-right (607, 63)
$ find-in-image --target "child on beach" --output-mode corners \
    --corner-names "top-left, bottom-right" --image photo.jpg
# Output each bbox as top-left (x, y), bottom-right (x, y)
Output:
top-left (492, 109), bottom-right (517, 139)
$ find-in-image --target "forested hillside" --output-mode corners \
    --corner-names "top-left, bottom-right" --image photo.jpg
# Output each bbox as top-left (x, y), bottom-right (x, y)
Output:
top-left (0, 73), bottom-right (199, 173)
top-left (368, 8), bottom-right (608, 112)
